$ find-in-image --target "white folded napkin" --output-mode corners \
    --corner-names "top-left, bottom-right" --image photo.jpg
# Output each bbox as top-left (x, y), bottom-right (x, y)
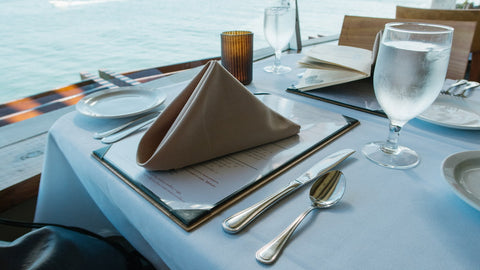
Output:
top-left (136, 61), bottom-right (300, 170)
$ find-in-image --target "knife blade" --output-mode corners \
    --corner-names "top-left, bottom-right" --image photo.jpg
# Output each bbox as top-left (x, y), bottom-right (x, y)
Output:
top-left (222, 148), bottom-right (355, 234)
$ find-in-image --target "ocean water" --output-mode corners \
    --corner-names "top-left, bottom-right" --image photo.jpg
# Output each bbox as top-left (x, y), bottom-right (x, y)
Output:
top-left (0, 0), bottom-right (434, 104)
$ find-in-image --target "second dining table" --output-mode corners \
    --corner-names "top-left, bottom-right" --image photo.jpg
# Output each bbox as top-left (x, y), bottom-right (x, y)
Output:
top-left (34, 49), bottom-right (480, 270)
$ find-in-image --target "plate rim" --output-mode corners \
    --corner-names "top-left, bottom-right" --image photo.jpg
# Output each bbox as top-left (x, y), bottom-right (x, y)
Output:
top-left (442, 150), bottom-right (480, 212)
top-left (76, 87), bottom-right (166, 119)
top-left (418, 96), bottom-right (480, 130)
top-left (417, 114), bottom-right (480, 130)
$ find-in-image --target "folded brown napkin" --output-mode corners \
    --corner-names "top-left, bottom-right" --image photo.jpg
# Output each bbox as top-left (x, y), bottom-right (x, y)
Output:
top-left (136, 61), bottom-right (300, 171)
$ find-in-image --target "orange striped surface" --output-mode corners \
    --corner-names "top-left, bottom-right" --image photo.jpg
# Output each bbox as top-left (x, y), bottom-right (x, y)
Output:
top-left (0, 59), bottom-right (216, 127)
top-left (0, 79), bottom-right (109, 127)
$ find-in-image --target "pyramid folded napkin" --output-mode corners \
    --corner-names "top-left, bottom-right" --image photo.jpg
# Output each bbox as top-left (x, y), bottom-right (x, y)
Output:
top-left (136, 61), bottom-right (300, 171)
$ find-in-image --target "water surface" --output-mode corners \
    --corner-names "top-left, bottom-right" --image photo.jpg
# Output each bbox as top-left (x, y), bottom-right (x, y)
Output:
top-left (0, 0), bottom-right (430, 103)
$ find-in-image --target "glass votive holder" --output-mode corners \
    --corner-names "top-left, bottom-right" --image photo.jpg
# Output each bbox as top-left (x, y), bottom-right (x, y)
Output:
top-left (221, 30), bottom-right (253, 85)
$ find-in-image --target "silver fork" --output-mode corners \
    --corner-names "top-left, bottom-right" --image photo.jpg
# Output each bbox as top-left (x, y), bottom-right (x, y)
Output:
top-left (453, 81), bottom-right (480, 98)
top-left (101, 118), bottom-right (156, 144)
top-left (93, 111), bottom-right (160, 139)
top-left (441, 79), bottom-right (467, 95)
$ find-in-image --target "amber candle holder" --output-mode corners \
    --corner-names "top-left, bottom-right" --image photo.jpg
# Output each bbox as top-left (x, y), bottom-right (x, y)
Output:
top-left (221, 31), bottom-right (253, 85)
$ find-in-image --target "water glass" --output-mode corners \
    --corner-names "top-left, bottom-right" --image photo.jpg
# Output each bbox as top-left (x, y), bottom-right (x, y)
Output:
top-left (263, 0), bottom-right (295, 74)
top-left (363, 22), bottom-right (453, 169)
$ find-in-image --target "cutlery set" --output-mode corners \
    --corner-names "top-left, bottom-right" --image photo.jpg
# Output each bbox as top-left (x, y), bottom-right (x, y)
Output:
top-left (441, 79), bottom-right (479, 97)
top-left (95, 109), bottom-right (355, 264)
top-left (93, 111), bottom-right (160, 143)
top-left (222, 149), bottom-right (355, 264)
top-left (256, 170), bottom-right (346, 264)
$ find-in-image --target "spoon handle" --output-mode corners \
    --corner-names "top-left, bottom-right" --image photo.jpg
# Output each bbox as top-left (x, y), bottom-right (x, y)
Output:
top-left (256, 207), bottom-right (315, 264)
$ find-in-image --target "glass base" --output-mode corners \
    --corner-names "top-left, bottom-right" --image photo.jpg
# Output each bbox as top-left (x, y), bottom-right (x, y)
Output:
top-left (362, 141), bottom-right (420, 169)
top-left (264, 65), bottom-right (291, 74)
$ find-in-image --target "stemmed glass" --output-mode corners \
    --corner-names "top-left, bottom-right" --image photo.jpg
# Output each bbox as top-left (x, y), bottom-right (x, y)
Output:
top-left (362, 22), bottom-right (453, 169)
top-left (263, 0), bottom-right (296, 74)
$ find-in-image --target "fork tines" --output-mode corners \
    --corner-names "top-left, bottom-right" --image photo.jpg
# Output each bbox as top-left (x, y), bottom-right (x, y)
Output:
top-left (441, 80), bottom-right (479, 97)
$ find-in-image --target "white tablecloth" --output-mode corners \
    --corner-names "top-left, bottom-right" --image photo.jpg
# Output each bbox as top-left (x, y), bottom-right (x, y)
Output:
top-left (35, 54), bottom-right (480, 270)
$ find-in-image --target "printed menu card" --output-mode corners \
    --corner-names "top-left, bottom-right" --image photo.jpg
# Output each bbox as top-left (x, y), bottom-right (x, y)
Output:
top-left (93, 94), bottom-right (358, 231)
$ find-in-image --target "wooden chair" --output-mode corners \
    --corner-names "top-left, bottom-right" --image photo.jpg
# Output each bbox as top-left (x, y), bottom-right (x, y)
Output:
top-left (338, 15), bottom-right (476, 80)
top-left (396, 6), bottom-right (480, 81)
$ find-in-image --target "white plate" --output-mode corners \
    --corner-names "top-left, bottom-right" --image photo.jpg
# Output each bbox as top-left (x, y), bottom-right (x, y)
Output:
top-left (418, 95), bottom-right (480, 130)
top-left (442, 150), bottom-right (480, 212)
top-left (76, 87), bottom-right (166, 118)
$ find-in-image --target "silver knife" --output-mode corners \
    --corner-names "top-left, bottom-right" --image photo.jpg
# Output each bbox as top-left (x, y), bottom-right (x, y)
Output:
top-left (222, 148), bottom-right (355, 234)
top-left (101, 118), bottom-right (156, 144)
top-left (93, 111), bottom-right (160, 139)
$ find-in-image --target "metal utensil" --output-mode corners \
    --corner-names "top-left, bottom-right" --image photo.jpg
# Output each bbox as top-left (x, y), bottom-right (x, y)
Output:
top-left (256, 170), bottom-right (346, 264)
top-left (101, 118), bottom-right (156, 144)
top-left (222, 149), bottom-right (354, 234)
top-left (455, 81), bottom-right (480, 97)
top-left (93, 111), bottom-right (160, 139)
top-left (441, 79), bottom-right (467, 95)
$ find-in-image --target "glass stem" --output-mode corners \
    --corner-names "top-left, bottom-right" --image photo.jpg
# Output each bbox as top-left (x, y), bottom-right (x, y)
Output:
top-left (274, 49), bottom-right (282, 71)
top-left (382, 124), bottom-right (402, 154)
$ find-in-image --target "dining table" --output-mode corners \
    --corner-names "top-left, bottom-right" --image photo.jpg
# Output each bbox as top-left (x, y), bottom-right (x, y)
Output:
top-left (33, 50), bottom-right (480, 270)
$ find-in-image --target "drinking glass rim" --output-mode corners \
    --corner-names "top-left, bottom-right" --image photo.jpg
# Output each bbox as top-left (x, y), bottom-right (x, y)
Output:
top-left (385, 22), bottom-right (454, 34)
top-left (221, 30), bottom-right (253, 36)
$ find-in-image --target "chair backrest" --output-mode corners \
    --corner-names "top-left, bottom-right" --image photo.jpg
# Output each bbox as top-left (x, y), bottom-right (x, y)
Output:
top-left (396, 6), bottom-right (480, 52)
top-left (338, 15), bottom-right (476, 79)
top-left (395, 6), bottom-right (480, 80)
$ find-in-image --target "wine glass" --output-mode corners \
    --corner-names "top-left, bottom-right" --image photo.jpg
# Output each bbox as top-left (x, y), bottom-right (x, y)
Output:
top-left (263, 0), bottom-right (296, 74)
top-left (362, 22), bottom-right (453, 169)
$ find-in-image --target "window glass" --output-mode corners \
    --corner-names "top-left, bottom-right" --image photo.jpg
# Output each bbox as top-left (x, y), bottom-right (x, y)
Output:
top-left (0, 0), bottom-right (449, 104)
top-left (298, 0), bottom-right (432, 38)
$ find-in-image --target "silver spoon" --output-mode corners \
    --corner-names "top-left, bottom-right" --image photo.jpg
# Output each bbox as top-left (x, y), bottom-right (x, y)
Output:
top-left (256, 170), bottom-right (346, 264)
